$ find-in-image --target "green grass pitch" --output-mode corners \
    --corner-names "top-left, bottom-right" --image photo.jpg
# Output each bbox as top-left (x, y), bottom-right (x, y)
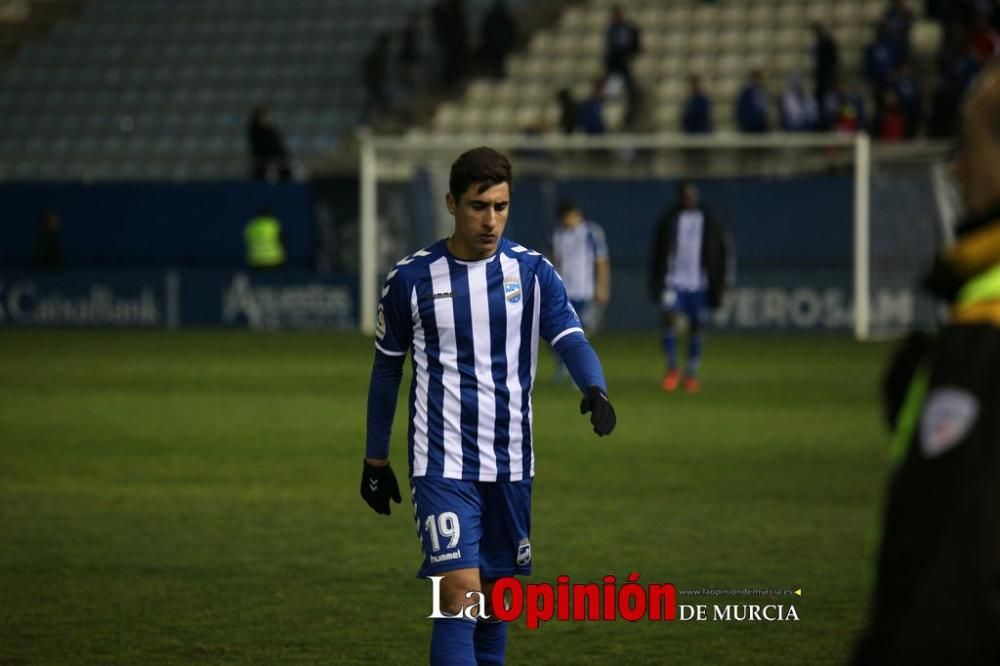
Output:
top-left (1, 330), bottom-right (893, 664)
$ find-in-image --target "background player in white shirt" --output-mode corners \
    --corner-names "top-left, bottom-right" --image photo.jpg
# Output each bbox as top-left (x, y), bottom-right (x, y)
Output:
top-left (360, 147), bottom-right (616, 665)
top-left (551, 200), bottom-right (611, 331)
top-left (648, 181), bottom-right (728, 393)
top-left (550, 200), bottom-right (611, 382)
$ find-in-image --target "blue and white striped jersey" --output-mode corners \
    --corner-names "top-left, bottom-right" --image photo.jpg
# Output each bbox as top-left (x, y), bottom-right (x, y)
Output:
top-left (551, 221), bottom-right (609, 302)
top-left (374, 238), bottom-right (583, 482)
top-left (666, 210), bottom-right (707, 292)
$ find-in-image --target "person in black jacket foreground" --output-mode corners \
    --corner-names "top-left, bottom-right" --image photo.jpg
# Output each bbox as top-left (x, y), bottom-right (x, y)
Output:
top-left (647, 181), bottom-right (728, 394)
top-left (853, 62), bottom-right (1000, 665)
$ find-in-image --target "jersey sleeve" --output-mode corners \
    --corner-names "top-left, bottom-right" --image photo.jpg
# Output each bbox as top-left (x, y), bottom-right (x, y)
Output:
top-left (537, 256), bottom-right (584, 345)
top-left (589, 223), bottom-right (609, 261)
top-left (374, 268), bottom-right (413, 356)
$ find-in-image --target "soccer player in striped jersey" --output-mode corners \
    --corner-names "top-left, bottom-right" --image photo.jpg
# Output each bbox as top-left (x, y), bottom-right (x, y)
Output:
top-left (648, 181), bottom-right (728, 394)
top-left (360, 147), bottom-right (616, 665)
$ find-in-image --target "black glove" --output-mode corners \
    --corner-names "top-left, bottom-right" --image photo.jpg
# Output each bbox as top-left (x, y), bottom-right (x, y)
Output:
top-left (360, 460), bottom-right (402, 515)
top-left (580, 386), bottom-right (616, 436)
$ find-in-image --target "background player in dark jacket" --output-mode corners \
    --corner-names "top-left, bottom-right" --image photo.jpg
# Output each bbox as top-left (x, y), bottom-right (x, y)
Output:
top-left (647, 181), bottom-right (727, 393)
top-left (853, 62), bottom-right (1000, 665)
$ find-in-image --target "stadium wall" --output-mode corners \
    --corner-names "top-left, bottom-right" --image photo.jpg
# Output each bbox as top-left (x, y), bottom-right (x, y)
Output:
top-left (394, 172), bottom-right (913, 333)
top-left (1, 182), bottom-right (317, 268)
top-left (0, 269), bottom-right (357, 330)
top-left (0, 175), bottom-right (924, 333)
top-left (508, 175), bottom-right (858, 332)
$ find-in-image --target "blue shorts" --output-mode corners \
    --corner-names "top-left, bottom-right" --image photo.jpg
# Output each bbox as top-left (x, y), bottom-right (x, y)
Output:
top-left (410, 476), bottom-right (532, 579)
top-left (662, 288), bottom-right (708, 327)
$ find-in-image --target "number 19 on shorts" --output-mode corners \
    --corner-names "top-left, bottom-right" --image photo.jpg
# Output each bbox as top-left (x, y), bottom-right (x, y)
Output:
top-left (424, 512), bottom-right (460, 552)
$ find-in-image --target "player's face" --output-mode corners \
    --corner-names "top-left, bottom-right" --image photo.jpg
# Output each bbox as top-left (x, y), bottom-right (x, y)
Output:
top-left (560, 209), bottom-right (582, 228)
top-left (682, 184), bottom-right (698, 209)
top-left (446, 181), bottom-right (510, 259)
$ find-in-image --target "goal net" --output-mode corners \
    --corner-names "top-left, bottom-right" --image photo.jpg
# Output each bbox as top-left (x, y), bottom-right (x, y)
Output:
top-left (358, 132), bottom-right (952, 340)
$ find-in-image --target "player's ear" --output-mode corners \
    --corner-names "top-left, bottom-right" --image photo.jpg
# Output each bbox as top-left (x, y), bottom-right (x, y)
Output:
top-left (445, 192), bottom-right (457, 215)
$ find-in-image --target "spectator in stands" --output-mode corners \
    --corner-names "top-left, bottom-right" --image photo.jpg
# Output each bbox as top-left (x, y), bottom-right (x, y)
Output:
top-left (578, 79), bottom-right (606, 135)
top-left (948, 39), bottom-right (985, 92)
top-left (681, 74), bottom-right (712, 134)
top-left (31, 209), bottom-right (64, 271)
top-left (480, 0), bottom-right (517, 79)
top-left (780, 72), bottom-right (819, 131)
top-left (244, 206), bottom-right (286, 270)
top-left (890, 62), bottom-right (922, 136)
top-left (935, 20), bottom-right (982, 97)
top-left (432, 0), bottom-right (469, 90)
top-left (873, 89), bottom-right (908, 141)
top-left (604, 6), bottom-right (641, 88)
top-left (604, 6), bottom-right (642, 128)
top-left (811, 23), bottom-right (840, 123)
top-left (398, 11), bottom-right (423, 95)
top-left (247, 105), bottom-right (292, 181)
top-left (882, 0), bottom-right (915, 58)
top-left (864, 22), bottom-right (902, 99)
top-left (823, 78), bottom-right (867, 133)
top-left (736, 69), bottom-right (769, 133)
top-left (557, 88), bottom-right (579, 134)
top-left (927, 21), bottom-right (965, 137)
top-left (361, 32), bottom-right (393, 126)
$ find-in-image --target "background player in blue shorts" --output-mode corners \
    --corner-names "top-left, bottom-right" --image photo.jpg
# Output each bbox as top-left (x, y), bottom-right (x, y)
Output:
top-left (648, 181), bottom-right (728, 394)
top-left (360, 147), bottom-right (617, 665)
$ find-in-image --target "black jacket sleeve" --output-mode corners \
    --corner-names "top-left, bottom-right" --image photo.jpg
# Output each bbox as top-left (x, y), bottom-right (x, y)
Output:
top-left (703, 209), bottom-right (728, 309)
top-left (648, 212), bottom-right (670, 303)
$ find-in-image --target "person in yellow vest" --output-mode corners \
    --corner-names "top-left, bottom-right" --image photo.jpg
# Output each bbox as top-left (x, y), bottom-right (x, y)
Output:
top-left (853, 62), bottom-right (1000, 665)
top-left (244, 207), bottom-right (286, 270)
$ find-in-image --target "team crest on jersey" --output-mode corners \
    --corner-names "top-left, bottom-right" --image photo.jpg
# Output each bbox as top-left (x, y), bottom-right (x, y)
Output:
top-left (920, 387), bottom-right (979, 458)
top-left (504, 278), bottom-right (522, 304)
top-left (516, 538), bottom-right (532, 566)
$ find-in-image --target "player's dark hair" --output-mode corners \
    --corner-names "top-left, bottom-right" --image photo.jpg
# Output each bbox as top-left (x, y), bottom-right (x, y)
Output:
top-left (555, 199), bottom-right (578, 220)
top-left (449, 147), bottom-right (513, 201)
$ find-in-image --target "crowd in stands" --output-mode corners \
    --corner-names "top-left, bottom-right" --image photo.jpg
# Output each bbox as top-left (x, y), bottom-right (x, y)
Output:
top-left (248, 0), bottom-right (999, 161)
top-left (925, 0), bottom-right (1000, 136)
top-left (676, 0), bottom-right (995, 140)
top-left (358, 0), bottom-right (519, 128)
top-left (551, 0), bottom-right (998, 141)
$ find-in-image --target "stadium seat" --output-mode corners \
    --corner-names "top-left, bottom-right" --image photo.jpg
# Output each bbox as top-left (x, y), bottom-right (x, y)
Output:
top-left (745, 29), bottom-right (771, 54)
top-left (655, 79), bottom-right (682, 103)
top-left (718, 5), bottom-right (747, 28)
top-left (911, 19), bottom-right (943, 61)
top-left (714, 76), bottom-right (742, 102)
top-left (747, 4), bottom-right (772, 27)
top-left (653, 105), bottom-right (679, 131)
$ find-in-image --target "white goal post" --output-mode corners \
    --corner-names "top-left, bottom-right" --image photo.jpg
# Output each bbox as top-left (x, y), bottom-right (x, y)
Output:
top-left (358, 131), bottom-right (949, 340)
